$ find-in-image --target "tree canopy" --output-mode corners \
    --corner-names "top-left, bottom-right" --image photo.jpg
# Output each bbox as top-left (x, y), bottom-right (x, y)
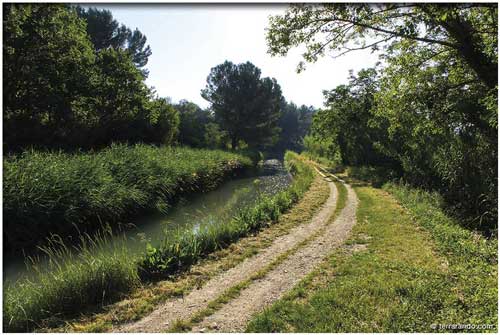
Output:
top-left (3, 4), bottom-right (176, 151)
top-left (201, 61), bottom-right (284, 150)
top-left (272, 102), bottom-right (314, 155)
top-left (272, 4), bottom-right (498, 232)
top-left (174, 100), bottom-right (228, 149)
top-left (267, 4), bottom-right (497, 89)
top-left (75, 6), bottom-right (152, 75)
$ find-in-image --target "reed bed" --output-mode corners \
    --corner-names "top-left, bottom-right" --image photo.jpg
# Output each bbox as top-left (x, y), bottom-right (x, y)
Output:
top-left (4, 230), bottom-right (140, 332)
top-left (4, 144), bottom-right (253, 253)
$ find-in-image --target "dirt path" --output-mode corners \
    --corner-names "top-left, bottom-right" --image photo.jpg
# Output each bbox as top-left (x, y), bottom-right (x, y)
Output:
top-left (191, 182), bottom-right (358, 332)
top-left (116, 173), bottom-right (338, 333)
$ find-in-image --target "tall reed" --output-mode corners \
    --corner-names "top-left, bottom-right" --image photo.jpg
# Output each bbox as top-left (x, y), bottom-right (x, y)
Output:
top-left (4, 144), bottom-right (253, 252)
top-left (3, 229), bottom-right (140, 332)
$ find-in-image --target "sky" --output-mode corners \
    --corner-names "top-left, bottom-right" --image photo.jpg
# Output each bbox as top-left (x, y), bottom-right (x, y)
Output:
top-left (91, 4), bottom-right (380, 109)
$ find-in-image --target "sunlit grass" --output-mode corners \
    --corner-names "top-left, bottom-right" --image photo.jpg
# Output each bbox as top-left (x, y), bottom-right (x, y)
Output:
top-left (247, 185), bottom-right (497, 332)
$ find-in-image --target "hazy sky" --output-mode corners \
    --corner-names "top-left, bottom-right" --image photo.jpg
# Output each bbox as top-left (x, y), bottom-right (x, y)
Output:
top-left (92, 4), bottom-right (380, 109)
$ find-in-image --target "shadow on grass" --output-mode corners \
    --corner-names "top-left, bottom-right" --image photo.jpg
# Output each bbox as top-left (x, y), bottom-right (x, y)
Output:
top-left (326, 165), bottom-right (400, 188)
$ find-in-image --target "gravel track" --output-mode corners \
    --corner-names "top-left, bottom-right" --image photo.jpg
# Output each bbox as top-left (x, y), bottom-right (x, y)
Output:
top-left (192, 181), bottom-right (358, 332)
top-left (116, 174), bottom-right (338, 333)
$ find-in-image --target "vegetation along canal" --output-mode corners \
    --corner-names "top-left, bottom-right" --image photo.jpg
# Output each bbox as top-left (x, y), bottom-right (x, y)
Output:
top-left (3, 160), bottom-right (292, 283)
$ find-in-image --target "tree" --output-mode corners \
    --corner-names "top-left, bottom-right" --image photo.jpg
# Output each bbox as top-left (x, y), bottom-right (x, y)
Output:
top-left (268, 3), bottom-right (497, 232)
top-left (267, 4), bottom-right (497, 89)
top-left (75, 6), bottom-right (152, 74)
top-left (373, 41), bottom-right (497, 230)
top-left (146, 98), bottom-right (180, 145)
top-left (3, 3), bottom-right (96, 150)
top-left (273, 102), bottom-right (315, 154)
top-left (88, 49), bottom-right (179, 147)
top-left (175, 100), bottom-right (212, 147)
top-left (204, 123), bottom-right (229, 149)
top-left (3, 4), bottom-right (178, 150)
top-left (201, 61), bottom-right (284, 150)
top-left (311, 68), bottom-right (394, 166)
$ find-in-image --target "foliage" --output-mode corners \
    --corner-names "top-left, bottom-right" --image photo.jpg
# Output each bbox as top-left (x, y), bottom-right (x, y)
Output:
top-left (174, 100), bottom-right (228, 149)
top-left (312, 68), bottom-right (396, 167)
top-left (3, 4), bottom-right (96, 150)
top-left (3, 144), bottom-right (252, 253)
top-left (374, 39), bottom-right (497, 231)
top-left (272, 102), bottom-right (315, 155)
top-left (201, 61), bottom-right (284, 150)
top-left (3, 4), bottom-right (176, 151)
top-left (266, 3), bottom-right (497, 90)
top-left (247, 186), bottom-right (497, 332)
top-left (268, 4), bottom-right (497, 232)
top-left (80, 49), bottom-right (180, 147)
top-left (138, 152), bottom-right (315, 279)
top-left (75, 6), bottom-right (152, 74)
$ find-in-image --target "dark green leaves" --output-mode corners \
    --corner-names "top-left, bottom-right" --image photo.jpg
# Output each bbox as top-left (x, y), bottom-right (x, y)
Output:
top-left (201, 61), bottom-right (284, 150)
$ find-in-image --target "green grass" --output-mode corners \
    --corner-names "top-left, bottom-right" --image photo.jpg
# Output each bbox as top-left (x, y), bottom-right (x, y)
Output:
top-left (3, 230), bottom-right (140, 332)
top-left (168, 179), bottom-right (348, 332)
top-left (3, 151), bottom-right (315, 333)
top-left (384, 183), bottom-right (497, 326)
top-left (138, 151), bottom-right (315, 278)
top-left (247, 185), bottom-right (497, 332)
top-left (3, 144), bottom-right (253, 253)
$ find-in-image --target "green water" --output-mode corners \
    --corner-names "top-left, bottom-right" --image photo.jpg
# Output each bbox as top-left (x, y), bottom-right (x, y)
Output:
top-left (4, 160), bottom-right (291, 282)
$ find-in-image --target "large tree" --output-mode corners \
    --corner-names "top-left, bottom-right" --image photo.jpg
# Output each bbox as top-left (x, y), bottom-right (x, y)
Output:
top-left (201, 61), bottom-right (284, 149)
top-left (273, 102), bottom-right (314, 154)
top-left (311, 68), bottom-right (394, 166)
top-left (3, 3), bottom-right (96, 149)
top-left (175, 100), bottom-right (212, 147)
top-left (271, 4), bottom-right (498, 231)
top-left (4, 4), bottom-right (177, 150)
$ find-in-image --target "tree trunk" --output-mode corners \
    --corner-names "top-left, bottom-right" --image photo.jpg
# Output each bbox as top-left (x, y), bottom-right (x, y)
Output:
top-left (427, 6), bottom-right (499, 90)
top-left (231, 136), bottom-right (238, 149)
top-left (447, 19), bottom-right (497, 90)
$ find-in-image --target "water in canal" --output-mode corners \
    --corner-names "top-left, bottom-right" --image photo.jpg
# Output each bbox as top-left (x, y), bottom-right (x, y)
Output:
top-left (3, 160), bottom-right (292, 283)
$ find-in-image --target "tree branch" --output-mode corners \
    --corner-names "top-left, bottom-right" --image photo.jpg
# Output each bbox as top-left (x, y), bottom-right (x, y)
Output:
top-left (333, 36), bottom-right (394, 58)
top-left (335, 17), bottom-right (459, 49)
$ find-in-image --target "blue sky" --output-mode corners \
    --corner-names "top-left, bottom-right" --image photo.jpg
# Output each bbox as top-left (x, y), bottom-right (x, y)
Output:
top-left (91, 4), bottom-right (380, 109)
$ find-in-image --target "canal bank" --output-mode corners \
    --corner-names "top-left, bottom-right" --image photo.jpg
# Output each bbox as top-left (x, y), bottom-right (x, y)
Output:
top-left (3, 152), bottom-right (314, 332)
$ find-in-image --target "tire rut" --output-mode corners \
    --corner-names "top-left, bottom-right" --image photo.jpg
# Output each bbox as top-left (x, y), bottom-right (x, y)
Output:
top-left (115, 174), bottom-right (338, 333)
top-left (192, 181), bottom-right (358, 333)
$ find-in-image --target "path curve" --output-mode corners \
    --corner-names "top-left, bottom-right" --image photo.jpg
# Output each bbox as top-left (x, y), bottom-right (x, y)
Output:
top-left (192, 181), bottom-right (358, 332)
top-left (116, 173), bottom-right (338, 333)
